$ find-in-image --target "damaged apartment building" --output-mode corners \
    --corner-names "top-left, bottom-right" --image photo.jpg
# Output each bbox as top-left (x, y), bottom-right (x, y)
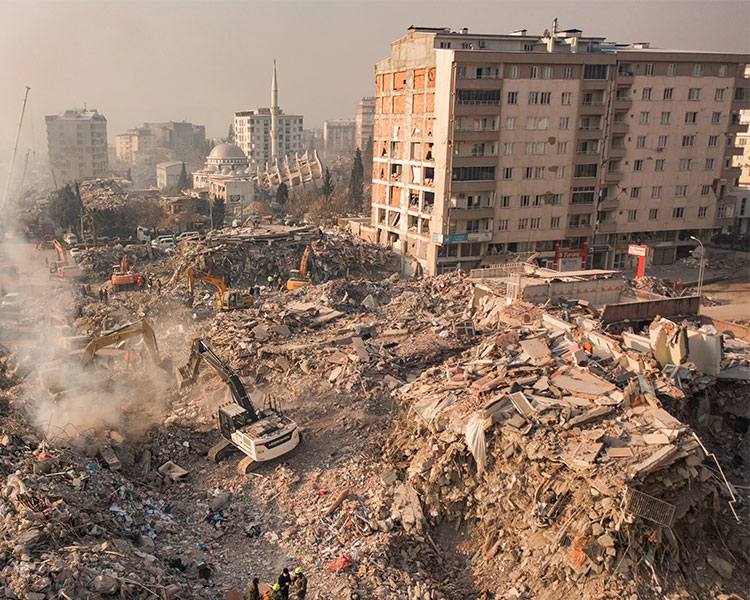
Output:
top-left (368, 23), bottom-right (750, 275)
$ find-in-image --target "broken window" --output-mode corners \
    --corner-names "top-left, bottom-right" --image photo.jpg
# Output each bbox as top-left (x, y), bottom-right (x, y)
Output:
top-left (423, 191), bottom-right (435, 212)
top-left (390, 163), bottom-right (402, 181)
top-left (424, 167), bottom-right (435, 185)
top-left (425, 143), bottom-right (434, 161)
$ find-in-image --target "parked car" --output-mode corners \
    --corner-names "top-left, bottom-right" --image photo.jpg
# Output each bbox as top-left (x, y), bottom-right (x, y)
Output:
top-left (62, 233), bottom-right (78, 245)
top-left (151, 235), bottom-right (176, 250)
top-left (176, 231), bottom-right (200, 242)
top-left (70, 248), bottom-right (83, 259)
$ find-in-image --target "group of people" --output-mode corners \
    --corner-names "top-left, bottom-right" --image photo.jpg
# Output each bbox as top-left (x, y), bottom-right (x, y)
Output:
top-left (98, 286), bottom-right (109, 304)
top-left (248, 567), bottom-right (307, 600)
top-left (136, 274), bottom-right (162, 294)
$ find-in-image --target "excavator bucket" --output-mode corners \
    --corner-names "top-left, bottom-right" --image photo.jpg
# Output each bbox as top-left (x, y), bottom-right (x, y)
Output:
top-left (176, 364), bottom-right (196, 391)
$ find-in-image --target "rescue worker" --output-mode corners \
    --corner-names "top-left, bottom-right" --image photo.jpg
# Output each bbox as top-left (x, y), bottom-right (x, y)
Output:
top-left (278, 568), bottom-right (291, 600)
top-left (156, 279), bottom-right (162, 295)
top-left (103, 287), bottom-right (109, 305)
top-left (98, 288), bottom-right (104, 302)
top-left (265, 582), bottom-right (282, 600)
top-left (267, 275), bottom-right (274, 286)
top-left (137, 275), bottom-right (144, 289)
top-left (147, 276), bottom-right (153, 290)
top-left (293, 567), bottom-right (307, 600)
top-left (248, 577), bottom-right (261, 600)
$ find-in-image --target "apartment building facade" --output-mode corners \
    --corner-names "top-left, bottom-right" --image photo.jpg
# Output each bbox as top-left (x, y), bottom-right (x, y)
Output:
top-left (323, 119), bottom-right (356, 159)
top-left (371, 26), bottom-right (749, 274)
top-left (115, 121), bottom-right (205, 165)
top-left (46, 108), bottom-right (108, 185)
top-left (356, 97), bottom-right (376, 150)
top-left (234, 109), bottom-right (304, 166)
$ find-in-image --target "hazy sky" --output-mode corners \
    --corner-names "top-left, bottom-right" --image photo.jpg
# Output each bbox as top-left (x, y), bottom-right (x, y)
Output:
top-left (0, 0), bottom-right (748, 164)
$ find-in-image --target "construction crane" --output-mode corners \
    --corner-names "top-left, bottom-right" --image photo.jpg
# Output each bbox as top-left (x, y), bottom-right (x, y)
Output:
top-left (186, 266), bottom-right (254, 311)
top-left (286, 245), bottom-right (312, 290)
top-left (177, 338), bottom-right (300, 474)
top-left (1, 86), bottom-right (30, 212)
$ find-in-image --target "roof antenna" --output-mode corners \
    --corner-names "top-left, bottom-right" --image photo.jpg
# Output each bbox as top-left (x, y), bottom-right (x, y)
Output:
top-left (552, 17), bottom-right (558, 36)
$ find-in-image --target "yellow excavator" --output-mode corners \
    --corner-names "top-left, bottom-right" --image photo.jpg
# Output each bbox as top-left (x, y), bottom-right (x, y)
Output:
top-left (40, 319), bottom-right (172, 392)
top-left (177, 338), bottom-right (300, 474)
top-left (187, 267), bottom-right (254, 311)
top-left (286, 245), bottom-right (312, 290)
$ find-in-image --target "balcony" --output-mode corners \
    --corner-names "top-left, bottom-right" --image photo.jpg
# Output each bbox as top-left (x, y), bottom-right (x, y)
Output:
top-left (453, 128), bottom-right (499, 141)
top-left (611, 122), bottom-right (629, 134)
top-left (449, 207), bottom-right (495, 219)
top-left (452, 155), bottom-right (498, 167)
top-left (613, 96), bottom-right (632, 110)
top-left (728, 120), bottom-right (746, 133)
top-left (603, 169), bottom-right (623, 182)
top-left (566, 225), bottom-right (594, 237)
top-left (727, 145), bottom-right (745, 156)
top-left (598, 196), bottom-right (620, 210)
top-left (608, 145), bottom-right (627, 158)
top-left (455, 103), bottom-right (501, 116)
top-left (596, 221), bottom-right (618, 233)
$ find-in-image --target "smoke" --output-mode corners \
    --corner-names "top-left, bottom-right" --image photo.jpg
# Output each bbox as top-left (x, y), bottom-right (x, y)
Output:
top-left (0, 232), bottom-right (176, 446)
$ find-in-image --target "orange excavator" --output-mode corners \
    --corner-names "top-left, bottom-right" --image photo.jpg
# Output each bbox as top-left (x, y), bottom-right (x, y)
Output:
top-left (286, 245), bottom-right (312, 290)
top-left (187, 267), bottom-right (254, 311)
top-left (51, 240), bottom-right (84, 280)
top-left (110, 253), bottom-right (141, 291)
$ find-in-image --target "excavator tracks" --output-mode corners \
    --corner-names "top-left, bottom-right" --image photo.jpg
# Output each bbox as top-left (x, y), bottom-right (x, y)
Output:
top-left (207, 438), bottom-right (236, 463)
top-left (237, 455), bottom-right (259, 475)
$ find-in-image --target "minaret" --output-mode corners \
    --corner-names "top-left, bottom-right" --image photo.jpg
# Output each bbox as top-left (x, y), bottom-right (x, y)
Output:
top-left (270, 60), bottom-right (279, 163)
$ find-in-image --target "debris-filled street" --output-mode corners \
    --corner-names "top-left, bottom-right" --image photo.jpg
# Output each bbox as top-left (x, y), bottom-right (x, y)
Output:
top-left (0, 229), bottom-right (747, 600)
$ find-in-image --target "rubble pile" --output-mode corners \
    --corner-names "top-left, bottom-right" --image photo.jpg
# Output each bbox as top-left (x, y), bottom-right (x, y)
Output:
top-left (380, 300), bottom-right (749, 599)
top-left (164, 227), bottom-right (398, 298)
top-left (78, 179), bottom-right (127, 210)
top-left (78, 243), bottom-right (158, 278)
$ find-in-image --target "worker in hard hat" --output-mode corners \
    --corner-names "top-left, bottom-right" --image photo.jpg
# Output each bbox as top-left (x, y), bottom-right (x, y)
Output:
top-left (293, 567), bottom-right (307, 600)
top-left (264, 582), bottom-right (282, 600)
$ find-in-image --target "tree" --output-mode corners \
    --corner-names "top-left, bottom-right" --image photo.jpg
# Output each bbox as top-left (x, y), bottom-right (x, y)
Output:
top-left (275, 182), bottom-right (289, 207)
top-left (321, 168), bottom-right (334, 201)
top-left (211, 197), bottom-right (225, 229)
top-left (49, 184), bottom-right (83, 235)
top-left (227, 123), bottom-right (234, 142)
top-left (346, 148), bottom-right (364, 213)
top-left (126, 167), bottom-right (132, 182)
top-left (176, 162), bottom-right (190, 192)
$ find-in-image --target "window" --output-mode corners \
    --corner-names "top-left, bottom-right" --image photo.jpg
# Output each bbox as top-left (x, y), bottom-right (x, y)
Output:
top-left (583, 64), bottom-right (608, 79)
top-left (555, 166), bottom-right (566, 178)
top-left (692, 64), bottom-right (704, 77)
top-left (540, 92), bottom-right (551, 104)
top-left (705, 158), bottom-right (714, 170)
top-left (715, 88), bottom-right (725, 101)
top-left (688, 88), bottom-right (701, 101)
top-left (452, 166), bottom-right (496, 181)
top-left (639, 111), bottom-right (649, 125)
top-left (628, 209), bottom-right (638, 221)
top-left (559, 117), bottom-right (569, 129)
top-left (679, 158), bottom-right (692, 171)
top-left (530, 66), bottom-right (539, 79)
top-left (504, 143), bottom-right (514, 155)
top-left (682, 135), bottom-right (695, 147)
top-left (533, 194), bottom-right (544, 206)
top-left (645, 63), bottom-right (655, 76)
top-left (538, 117), bottom-right (549, 130)
top-left (534, 166), bottom-right (545, 178)
top-left (518, 218), bottom-right (528, 230)
top-left (507, 91), bottom-right (518, 104)
top-left (630, 187), bottom-right (641, 198)
top-left (642, 88), bottom-right (652, 100)
top-left (657, 135), bottom-right (668, 148)
top-left (502, 167), bottom-right (513, 180)
top-left (712, 111), bottom-right (721, 124)
top-left (718, 64), bottom-right (728, 77)
top-left (708, 135), bottom-right (718, 147)
top-left (542, 66), bottom-right (553, 79)
top-left (505, 117), bottom-right (516, 130)
top-left (528, 91), bottom-right (539, 104)
top-left (651, 186), bottom-right (661, 198)
top-left (666, 63), bottom-right (676, 76)
top-left (700, 184), bottom-right (711, 196)
top-left (500, 195), bottom-right (511, 208)
top-left (675, 185), bottom-right (688, 197)
top-left (673, 207), bottom-right (685, 219)
top-left (663, 88), bottom-right (673, 100)
top-left (717, 205), bottom-right (728, 218)
top-left (660, 111), bottom-right (671, 125)
top-left (649, 208), bottom-right (659, 220)
top-left (498, 219), bottom-right (509, 231)
top-left (636, 136), bottom-right (646, 148)
top-left (698, 206), bottom-right (707, 218)
top-left (530, 217), bottom-right (541, 229)
top-left (563, 66), bottom-right (574, 79)
top-left (552, 194), bottom-right (562, 205)
top-left (525, 142), bottom-right (534, 155)
top-left (574, 163), bottom-right (598, 178)
top-left (685, 112), bottom-right (697, 124)
top-left (509, 65), bottom-right (520, 79)
top-left (551, 216), bottom-right (561, 228)
top-left (557, 141), bottom-right (567, 154)
top-left (634, 159), bottom-right (644, 171)
top-left (655, 159), bottom-right (664, 171)
top-left (457, 90), bottom-right (501, 105)
top-left (561, 92), bottom-right (572, 105)
top-left (571, 186), bottom-right (596, 204)
top-left (439, 41), bottom-right (451, 49)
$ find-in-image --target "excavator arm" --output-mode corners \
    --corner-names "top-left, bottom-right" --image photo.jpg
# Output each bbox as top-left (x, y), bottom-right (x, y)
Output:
top-left (53, 240), bottom-right (68, 264)
top-left (187, 266), bottom-right (227, 296)
top-left (299, 245), bottom-right (312, 279)
top-left (79, 319), bottom-right (171, 372)
top-left (177, 338), bottom-right (258, 421)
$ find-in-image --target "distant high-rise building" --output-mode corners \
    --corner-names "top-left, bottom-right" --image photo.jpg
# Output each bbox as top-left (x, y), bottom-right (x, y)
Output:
top-left (45, 108), bottom-right (108, 185)
top-left (323, 119), bottom-right (356, 159)
top-left (356, 97), bottom-right (376, 150)
top-left (371, 25), bottom-right (750, 275)
top-left (234, 63), bottom-right (304, 167)
top-left (115, 121), bottom-right (205, 165)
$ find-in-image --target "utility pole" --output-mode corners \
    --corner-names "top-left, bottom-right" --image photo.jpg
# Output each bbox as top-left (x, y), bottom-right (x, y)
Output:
top-left (689, 236), bottom-right (705, 299)
top-left (2, 86), bottom-right (31, 210)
